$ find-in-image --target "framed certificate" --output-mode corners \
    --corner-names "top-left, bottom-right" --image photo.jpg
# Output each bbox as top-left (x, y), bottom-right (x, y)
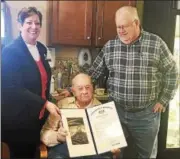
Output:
top-left (61, 101), bottom-right (127, 157)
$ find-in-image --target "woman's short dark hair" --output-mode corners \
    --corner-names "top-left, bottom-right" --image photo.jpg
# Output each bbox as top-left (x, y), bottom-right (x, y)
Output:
top-left (17, 7), bottom-right (42, 26)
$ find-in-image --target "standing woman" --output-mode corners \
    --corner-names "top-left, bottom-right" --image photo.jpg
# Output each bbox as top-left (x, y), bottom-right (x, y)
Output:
top-left (1, 7), bottom-right (60, 158)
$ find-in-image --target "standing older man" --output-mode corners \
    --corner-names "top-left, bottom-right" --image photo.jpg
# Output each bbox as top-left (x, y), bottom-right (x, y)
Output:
top-left (41, 73), bottom-right (120, 159)
top-left (87, 6), bottom-right (178, 158)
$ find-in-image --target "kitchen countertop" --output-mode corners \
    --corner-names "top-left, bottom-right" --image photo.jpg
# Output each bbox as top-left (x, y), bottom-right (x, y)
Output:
top-left (51, 91), bottom-right (109, 102)
top-left (94, 93), bottom-right (109, 101)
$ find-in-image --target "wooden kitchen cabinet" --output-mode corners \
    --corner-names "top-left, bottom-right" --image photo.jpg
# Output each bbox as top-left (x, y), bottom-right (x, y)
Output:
top-left (48, 1), bottom-right (136, 47)
top-left (48, 1), bottom-right (93, 46)
top-left (95, 1), bottom-right (136, 46)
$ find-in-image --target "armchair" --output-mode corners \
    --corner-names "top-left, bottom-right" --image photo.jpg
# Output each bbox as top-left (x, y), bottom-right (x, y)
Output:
top-left (36, 143), bottom-right (48, 159)
top-left (1, 142), bottom-right (10, 159)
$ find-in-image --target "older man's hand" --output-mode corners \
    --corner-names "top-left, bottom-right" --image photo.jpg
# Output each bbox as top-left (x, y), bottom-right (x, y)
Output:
top-left (57, 126), bottom-right (68, 142)
top-left (153, 103), bottom-right (166, 113)
top-left (111, 148), bottom-right (121, 159)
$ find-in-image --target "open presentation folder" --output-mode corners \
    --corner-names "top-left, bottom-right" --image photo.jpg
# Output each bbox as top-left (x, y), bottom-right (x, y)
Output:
top-left (61, 101), bottom-right (127, 157)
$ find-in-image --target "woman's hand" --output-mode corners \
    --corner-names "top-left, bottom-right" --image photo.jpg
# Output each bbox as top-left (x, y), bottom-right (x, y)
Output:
top-left (111, 148), bottom-right (121, 159)
top-left (45, 101), bottom-right (61, 117)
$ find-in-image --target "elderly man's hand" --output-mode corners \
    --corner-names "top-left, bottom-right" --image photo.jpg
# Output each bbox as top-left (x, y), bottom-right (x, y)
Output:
top-left (57, 126), bottom-right (68, 142)
top-left (153, 103), bottom-right (166, 113)
top-left (111, 148), bottom-right (121, 159)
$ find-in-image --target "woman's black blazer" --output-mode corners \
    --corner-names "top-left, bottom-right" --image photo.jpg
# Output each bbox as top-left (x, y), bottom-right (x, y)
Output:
top-left (1, 35), bottom-right (51, 142)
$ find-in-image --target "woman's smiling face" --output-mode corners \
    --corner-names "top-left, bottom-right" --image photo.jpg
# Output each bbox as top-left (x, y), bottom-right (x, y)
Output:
top-left (19, 14), bottom-right (41, 45)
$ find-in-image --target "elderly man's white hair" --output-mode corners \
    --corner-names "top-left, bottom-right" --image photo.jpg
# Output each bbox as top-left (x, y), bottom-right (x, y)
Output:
top-left (115, 6), bottom-right (140, 22)
top-left (72, 73), bottom-right (92, 86)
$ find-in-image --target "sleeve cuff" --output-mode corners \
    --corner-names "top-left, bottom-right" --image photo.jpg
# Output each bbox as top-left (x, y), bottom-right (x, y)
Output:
top-left (39, 100), bottom-right (48, 119)
top-left (158, 98), bottom-right (168, 108)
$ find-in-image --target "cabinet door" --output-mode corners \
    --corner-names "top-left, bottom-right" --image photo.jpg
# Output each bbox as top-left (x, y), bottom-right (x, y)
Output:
top-left (49, 1), bottom-right (93, 46)
top-left (95, 1), bottom-right (136, 47)
top-left (48, 1), bottom-right (59, 45)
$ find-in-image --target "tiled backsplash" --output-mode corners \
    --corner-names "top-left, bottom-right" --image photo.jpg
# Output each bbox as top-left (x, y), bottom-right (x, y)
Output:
top-left (51, 46), bottom-right (100, 90)
top-left (54, 57), bottom-right (80, 88)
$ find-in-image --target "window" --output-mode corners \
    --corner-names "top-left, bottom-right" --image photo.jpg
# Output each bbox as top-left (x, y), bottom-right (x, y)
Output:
top-left (1, 1), bottom-right (13, 47)
top-left (166, 15), bottom-right (180, 148)
top-left (1, 6), bottom-right (5, 38)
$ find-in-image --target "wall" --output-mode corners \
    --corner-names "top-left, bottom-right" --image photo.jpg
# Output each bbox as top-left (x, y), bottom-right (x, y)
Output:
top-left (136, 0), bottom-right (144, 24)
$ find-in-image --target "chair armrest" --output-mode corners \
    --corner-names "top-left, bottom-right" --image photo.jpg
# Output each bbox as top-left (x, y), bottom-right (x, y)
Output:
top-left (40, 143), bottom-right (48, 159)
top-left (36, 143), bottom-right (48, 159)
top-left (1, 142), bottom-right (10, 159)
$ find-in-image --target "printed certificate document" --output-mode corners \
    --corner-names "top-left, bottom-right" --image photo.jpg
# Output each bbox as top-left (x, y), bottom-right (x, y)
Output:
top-left (61, 101), bottom-right (127, 157)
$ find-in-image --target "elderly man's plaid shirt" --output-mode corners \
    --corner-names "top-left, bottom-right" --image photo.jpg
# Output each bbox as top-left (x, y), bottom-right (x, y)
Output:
top-left (88, 30), bottom-right (178, 111)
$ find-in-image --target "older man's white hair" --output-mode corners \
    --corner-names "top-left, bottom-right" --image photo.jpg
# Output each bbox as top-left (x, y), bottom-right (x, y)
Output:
top-left (115, 6), bottom-right (140, 22)
top-left (72, 73), bottom-right (92, 87)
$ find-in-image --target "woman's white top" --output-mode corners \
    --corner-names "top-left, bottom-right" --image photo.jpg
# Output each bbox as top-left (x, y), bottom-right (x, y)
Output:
top-left (26, 43), bottom-right (40, 61)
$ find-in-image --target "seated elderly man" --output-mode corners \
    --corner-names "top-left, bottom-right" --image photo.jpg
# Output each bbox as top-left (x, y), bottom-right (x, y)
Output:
top-left (41, 73), bottom-right (120, 159)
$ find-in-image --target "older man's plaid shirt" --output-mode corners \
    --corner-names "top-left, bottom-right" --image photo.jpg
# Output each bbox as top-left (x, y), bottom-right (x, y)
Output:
top-left (88, 30), bottom-right (178, 111)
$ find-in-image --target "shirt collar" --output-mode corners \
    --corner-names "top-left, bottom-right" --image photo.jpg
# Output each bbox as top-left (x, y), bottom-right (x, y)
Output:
top-left (138, 28), bottom-right (144, 43)
top-left (25, 42), bottom-right (37, 48)
top-left (116, 28), bottom-right (144, 45)
top-left (69, 97), bottom-right (94, 108)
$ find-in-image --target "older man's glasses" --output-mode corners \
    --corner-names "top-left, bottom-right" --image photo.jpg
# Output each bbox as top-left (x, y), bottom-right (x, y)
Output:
top-left (117, 20), bottom-right (136, 30)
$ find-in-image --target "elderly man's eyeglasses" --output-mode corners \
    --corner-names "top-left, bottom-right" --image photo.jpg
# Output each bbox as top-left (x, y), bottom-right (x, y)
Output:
top-left (117, 20), bottom-right (136, 30)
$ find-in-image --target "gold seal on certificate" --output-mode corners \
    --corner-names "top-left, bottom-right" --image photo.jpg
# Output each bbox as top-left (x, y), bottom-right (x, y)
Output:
top-left (61, 101), bottom-right (127, 157)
